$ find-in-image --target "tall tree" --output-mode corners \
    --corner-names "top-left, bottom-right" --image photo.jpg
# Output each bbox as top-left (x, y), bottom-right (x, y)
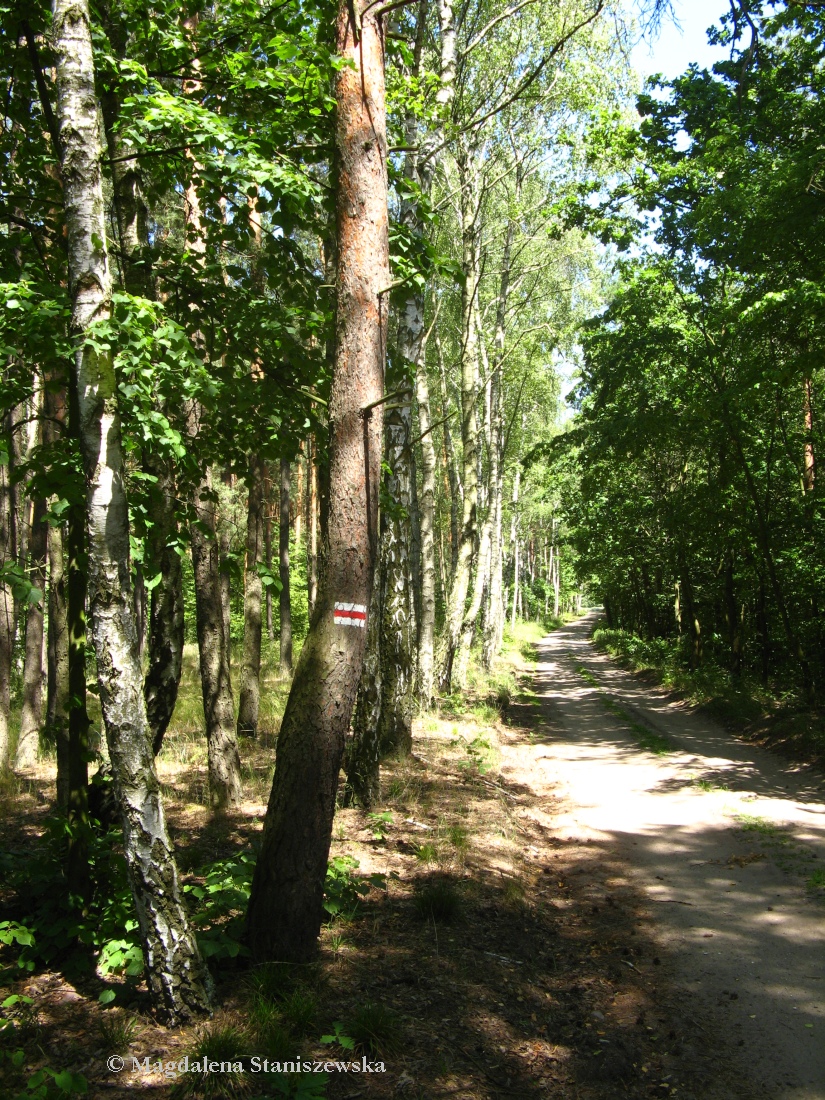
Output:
top-left (51, 0), bottom-right (211, 1021)
top-left (246, 0), bottom-right (389, 961)
top-left (279, 456), bottom-right (293, 673)
top-left (238, 453), bottom-right (265, 738)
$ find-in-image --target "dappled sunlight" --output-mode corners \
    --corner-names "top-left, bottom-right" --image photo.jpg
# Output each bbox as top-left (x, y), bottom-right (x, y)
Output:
top-left (523, 612), bottom-right (825, 1099)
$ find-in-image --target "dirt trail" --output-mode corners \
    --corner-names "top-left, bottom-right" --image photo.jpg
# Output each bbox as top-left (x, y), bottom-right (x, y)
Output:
top-left (512, 612), bottom-right (825, 1099)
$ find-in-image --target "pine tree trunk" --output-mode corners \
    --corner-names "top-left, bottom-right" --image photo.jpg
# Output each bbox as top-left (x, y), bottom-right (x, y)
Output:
top-left (238, 454), bottom-right (265, 738)
top-left (246, 0), bottom-right (388, 962)
top-left (15, 492), bottom-right (47, 768)
top-left (279, 457), bottom-right (293, 673)
top-left (189, 463), bottom-right (242, 809)
top-left (52, 0), bottom-right (211, 1022)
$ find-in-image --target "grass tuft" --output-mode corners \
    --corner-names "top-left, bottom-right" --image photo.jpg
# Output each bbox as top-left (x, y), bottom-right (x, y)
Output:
top-left (97, 1011), bottom-right (138, 1052)
top-left (413, 879), bottom-right (462, 923)
top-left (277, 987), bottom-right (317, 1037)
top-left (414, 841), bottom-right (438, 864)
top-left (502, 877), bottom-right (527, 907)
top-left (347, 1002), bottom-right (402, 1057)
top-left (171, 1023), bottom-right (253, 1099)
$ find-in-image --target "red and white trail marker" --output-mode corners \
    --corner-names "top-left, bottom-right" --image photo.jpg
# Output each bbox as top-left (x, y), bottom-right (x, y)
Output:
top-left (333, 602), bottom-right (367, 628)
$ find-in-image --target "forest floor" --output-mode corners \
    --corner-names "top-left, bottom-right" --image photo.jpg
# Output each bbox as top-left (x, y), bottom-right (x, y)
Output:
top-left (1, 616), bottom-right (824, 1099)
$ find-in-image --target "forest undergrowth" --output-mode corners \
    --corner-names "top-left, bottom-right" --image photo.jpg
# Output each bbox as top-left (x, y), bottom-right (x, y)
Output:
top-left (591, 626), bottom-right (825, 770)
top-left (0, 619), bottom-right (741, 1100)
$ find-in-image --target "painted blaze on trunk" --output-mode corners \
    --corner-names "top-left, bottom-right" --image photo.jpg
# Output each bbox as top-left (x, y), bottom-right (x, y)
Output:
top-left (246, 0), bottom-right (389, 962)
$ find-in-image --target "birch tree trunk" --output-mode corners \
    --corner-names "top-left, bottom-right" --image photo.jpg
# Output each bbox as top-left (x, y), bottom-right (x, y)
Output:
top-left (438, 146), bottom-right (481, 692)
top-left (510, 464), bottom-right (521, 630)
top-left (246, 0), bottom-right (388, 961)
top-left (482, 367), bottom-right (504, 668)
top-left (52, 0), bottom-right (211, 1022)
top-left (345, 390), bottom-right (415, 804)
top-left (437, 335), bottom-right (462, 574)
top-left (101, 77), bottom-right (184, 756)
top-left (65, 384), bottom-right (91, 900)
top-left (238, 454), bottom-right (265, 738)
top-left (454, 316), bottom-right (491, 685)
top-left (415, 357), bottom-right (437, 703)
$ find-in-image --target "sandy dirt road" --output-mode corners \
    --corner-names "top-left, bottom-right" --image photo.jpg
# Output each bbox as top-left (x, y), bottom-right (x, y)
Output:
top-left (524, 612), bottom-right (825, 1099)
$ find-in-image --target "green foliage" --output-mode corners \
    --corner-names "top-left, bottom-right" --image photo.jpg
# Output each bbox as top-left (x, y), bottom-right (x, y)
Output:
top-left (454, 734), bottom-right (493, 776)
top-left (564, 7), bottom-right (825, 700)
top-left (318, 1022), bottom-right (355, 1052)
top-left (0, 1050), bottom-right (88, 1100)
top-left (366, 811), bottom-right (393, 842)
top-left (322, 856), bottom-right (387, 920)
top-left (183, 850), bottom-right (255, 961)
top-left (0, 819), bottom-right (143, 980)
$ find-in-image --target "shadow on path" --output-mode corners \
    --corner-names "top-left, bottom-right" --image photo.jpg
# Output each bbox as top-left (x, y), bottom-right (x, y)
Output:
top-left (527, 613), bottom-right (825, 1100)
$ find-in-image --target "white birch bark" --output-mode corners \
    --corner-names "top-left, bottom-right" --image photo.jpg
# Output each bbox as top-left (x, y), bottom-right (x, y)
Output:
top-left (438, 144), bottom-right (481, 692)
top-left (52, 0), bottom-right (211, 1022)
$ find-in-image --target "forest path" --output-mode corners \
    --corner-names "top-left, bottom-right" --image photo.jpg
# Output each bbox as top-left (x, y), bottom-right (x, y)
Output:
top-left (522, 612), bottom-right (825, 1100)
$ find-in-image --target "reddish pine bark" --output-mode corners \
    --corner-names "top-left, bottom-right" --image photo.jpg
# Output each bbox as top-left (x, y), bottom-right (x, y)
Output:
top-left (246, 0), bottom-right (389, 962)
